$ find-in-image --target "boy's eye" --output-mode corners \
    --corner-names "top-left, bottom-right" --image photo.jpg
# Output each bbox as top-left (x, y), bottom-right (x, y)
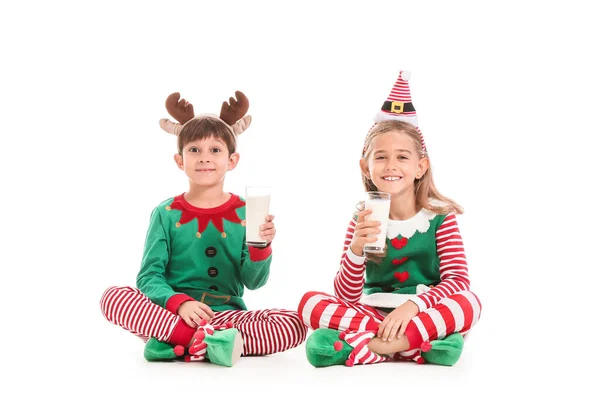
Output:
top-left (211, 148), bottom-right (221, 153)
top-left (189, 147), bottom-right (198, 152)
top-left (375, 156), bottom-right (386, 160)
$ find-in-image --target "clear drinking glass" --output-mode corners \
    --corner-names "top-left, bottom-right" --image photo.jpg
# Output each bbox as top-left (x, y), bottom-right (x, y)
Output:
top-left (245, 186), bottom-right (271, 247)
top-left (363, 191), bottom-right (391, 254)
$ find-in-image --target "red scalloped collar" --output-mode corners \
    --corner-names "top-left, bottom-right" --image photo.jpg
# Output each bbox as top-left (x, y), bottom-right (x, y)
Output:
top-left (169, 193), bottom-right (245, 234)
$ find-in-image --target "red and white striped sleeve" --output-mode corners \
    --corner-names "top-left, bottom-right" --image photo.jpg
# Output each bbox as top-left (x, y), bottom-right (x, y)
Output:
top-left (413, 213), bottom-right (471, 311)
top-left (333, 217), bottom-right (367, 303)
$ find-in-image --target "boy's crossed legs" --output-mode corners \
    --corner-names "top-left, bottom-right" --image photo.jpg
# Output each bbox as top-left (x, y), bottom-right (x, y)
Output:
top-left (101, 286), bottom-right (307, 364)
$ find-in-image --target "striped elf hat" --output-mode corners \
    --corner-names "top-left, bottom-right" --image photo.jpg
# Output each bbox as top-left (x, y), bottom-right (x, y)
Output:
top-left (363, 70), bottom-right (427, 157)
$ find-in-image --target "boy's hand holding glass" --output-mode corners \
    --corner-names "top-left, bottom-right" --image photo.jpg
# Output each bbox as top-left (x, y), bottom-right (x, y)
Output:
top-left (259, 214), bottom-right (276, 245)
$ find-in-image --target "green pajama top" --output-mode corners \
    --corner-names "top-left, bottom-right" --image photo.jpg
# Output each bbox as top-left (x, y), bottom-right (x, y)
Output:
top-left (136, 193), bottom-right (272, 314)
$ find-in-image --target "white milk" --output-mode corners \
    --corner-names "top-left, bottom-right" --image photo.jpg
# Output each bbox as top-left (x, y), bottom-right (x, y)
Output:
top-left (364, 196), bottom-right (390, 253)
top-left (245, 194), bottom-right (270, 246)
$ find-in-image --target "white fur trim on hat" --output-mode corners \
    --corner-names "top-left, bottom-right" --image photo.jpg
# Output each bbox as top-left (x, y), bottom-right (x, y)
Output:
top-left (373, 111), bottom-right (419, 127)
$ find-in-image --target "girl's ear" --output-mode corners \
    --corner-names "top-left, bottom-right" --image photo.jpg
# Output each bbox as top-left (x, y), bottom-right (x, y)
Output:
top-left (228, 152), bottom-right (240, 171)
top-left (174, 154), bottom-right (184, 170)
top-left (417, 157), bottom-right (430, 178)
top-left (360, 158), bottom-right (370, 177)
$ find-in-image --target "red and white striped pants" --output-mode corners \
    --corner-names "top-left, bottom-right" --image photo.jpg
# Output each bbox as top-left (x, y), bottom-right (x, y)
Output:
top-left (298, 290), bottom-right (481, 350)
top-left (101, 286), bottom-right (307, 356)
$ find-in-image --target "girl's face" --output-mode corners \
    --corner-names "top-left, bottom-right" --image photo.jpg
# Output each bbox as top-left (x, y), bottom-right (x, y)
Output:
top-left (361, 130), bottom-right (426, 196)
top-left (174, 136), bottom-right (239, 187)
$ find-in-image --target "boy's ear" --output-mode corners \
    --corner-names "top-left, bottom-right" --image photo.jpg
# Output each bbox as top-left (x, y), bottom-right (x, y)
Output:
top-left (174, 154), bottom-right (184, 170)
top-left (228, 153), bottom-right (240, 171)
top-left (359, 159), bottom-right (370, 177)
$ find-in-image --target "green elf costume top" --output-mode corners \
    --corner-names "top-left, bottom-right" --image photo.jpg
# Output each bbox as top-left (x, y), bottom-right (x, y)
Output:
top-left (360, 206), bottom-right (449, 312)
top-left (137, 192), bottom-right (272, 315)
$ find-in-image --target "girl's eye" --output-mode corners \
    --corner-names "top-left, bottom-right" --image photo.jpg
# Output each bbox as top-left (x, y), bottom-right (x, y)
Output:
top-left (398, 156), bottom-right (408, 160)
top-left (375, 156), bottom-right (386, 160)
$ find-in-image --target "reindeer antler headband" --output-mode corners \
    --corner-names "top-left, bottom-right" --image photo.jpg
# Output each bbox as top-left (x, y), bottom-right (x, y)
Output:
top-left (159, 90), bottom-right (252, 136)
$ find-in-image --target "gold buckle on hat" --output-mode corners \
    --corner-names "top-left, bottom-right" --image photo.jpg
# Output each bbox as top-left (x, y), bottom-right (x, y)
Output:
top-left (390, 101), bottom-right (405, 114)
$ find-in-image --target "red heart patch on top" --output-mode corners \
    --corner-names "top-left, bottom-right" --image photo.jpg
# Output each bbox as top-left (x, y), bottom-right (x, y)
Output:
top-left (392, 257), bottom-right (408, 265)
top-left (394, 271), bottom-right (410, 283)
top-left (391, 237), bottom-right (408, 249)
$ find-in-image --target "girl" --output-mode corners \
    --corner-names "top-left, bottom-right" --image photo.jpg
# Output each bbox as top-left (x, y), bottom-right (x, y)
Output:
top-left (298, 71), bottom-right (481, 367)
top-left (101, 91), bottom-right (307, 366)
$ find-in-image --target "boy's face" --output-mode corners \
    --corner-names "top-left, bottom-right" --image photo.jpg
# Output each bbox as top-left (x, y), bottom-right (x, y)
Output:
top-left (174, 136), bottom-right (239, 187)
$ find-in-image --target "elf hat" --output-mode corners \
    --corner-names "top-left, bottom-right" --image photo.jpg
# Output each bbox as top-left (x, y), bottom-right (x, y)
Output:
top-left (159, 91), bottom-right (252, 137)
top-left (364, 70), bottom-right (427, 156)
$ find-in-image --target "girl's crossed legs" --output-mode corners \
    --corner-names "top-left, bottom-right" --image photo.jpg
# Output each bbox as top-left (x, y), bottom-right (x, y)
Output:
top-left (298, 290), bottom-right (481, 365)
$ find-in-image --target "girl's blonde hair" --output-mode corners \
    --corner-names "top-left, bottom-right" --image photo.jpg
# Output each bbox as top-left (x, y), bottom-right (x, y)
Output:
top-left (361, 120), bottom-right (463, 215)
top-left (177, 117), bottom-right (237, 156)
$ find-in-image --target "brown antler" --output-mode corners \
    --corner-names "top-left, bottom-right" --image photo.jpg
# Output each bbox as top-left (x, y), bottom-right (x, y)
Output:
top-left (165, 92), bottom-right (195, 124)
top-left (219, 91), bottom-right (249, 125)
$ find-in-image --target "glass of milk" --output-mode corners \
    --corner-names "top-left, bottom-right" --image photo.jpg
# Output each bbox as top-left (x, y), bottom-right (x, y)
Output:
top-left (245, 186), bottom-right (271, 247)
top-left (363, 191), bottom-right (391, 254)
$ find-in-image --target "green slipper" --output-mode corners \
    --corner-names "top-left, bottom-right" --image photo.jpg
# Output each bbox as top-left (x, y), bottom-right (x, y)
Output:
top-left (421, 333), bottom-right (464, 366)
top-left (204, 328), bottom-right (244, 367)
top-left (143, 338), bottom-right (184, 362)
top-left (305, 328), bottom-right (353, 367)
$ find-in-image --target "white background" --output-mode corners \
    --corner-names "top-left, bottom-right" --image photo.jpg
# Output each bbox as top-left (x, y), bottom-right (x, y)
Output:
top-left (1, 0), bottom-right (598, 398)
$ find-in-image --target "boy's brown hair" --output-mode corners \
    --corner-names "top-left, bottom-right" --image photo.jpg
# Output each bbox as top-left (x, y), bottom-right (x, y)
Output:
top-left (177, 117), bottom-right (237, 155)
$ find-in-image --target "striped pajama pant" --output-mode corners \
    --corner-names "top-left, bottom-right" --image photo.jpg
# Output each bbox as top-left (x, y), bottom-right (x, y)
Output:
top-left (101, 286), bottom-right (307, 356)
top-left (298, 290), bottom-right (481, 364)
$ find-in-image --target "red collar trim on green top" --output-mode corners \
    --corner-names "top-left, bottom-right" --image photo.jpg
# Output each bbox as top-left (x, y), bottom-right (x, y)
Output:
top-left (170, 193), bottom-right (245, 234)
